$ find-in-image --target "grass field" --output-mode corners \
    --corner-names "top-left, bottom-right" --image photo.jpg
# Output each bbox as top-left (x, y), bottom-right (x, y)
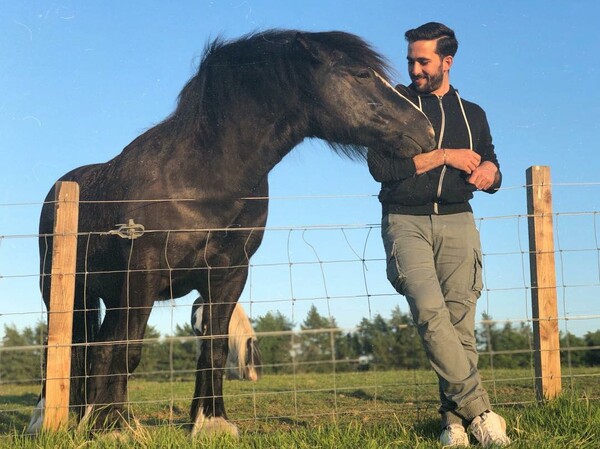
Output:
top-left (1, 368), bottom-right (599, 448)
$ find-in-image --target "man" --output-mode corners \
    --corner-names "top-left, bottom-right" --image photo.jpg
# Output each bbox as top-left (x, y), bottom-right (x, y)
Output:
top-left (368, 22), bottom-right (511, 447)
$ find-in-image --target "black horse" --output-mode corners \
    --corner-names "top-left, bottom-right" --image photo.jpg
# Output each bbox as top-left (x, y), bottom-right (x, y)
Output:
top-left (30, 29), bottom-right (435, 435)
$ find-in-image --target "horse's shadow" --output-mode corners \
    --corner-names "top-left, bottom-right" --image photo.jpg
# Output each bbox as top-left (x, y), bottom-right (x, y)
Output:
top-left (341, 387), bottom-right (439, 408)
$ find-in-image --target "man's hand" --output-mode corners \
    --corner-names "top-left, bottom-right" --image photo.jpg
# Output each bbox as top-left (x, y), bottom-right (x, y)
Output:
top-left (445, 149), bottom-right (481, 174)
top-left (467, 161), bottom-right (498, 190)
top-left (413, 149), bottom-right (498, 190)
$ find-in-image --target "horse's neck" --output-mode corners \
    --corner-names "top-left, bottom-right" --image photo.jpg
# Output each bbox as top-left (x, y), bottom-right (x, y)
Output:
top-left (119, 94), bottom-right (312, 197)
top-left (206, 108), bottom-right (309, 192)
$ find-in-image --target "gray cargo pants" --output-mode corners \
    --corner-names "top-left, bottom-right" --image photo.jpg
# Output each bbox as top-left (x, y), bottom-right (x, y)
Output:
top-left (382, 212), bottom-right (491, 427)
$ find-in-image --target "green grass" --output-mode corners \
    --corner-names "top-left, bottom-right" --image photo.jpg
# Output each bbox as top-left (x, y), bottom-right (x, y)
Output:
top-left (1, 368), bottom-right (599, 448)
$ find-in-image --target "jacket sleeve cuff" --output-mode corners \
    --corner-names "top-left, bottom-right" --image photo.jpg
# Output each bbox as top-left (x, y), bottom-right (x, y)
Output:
top-left (368, 151), bottom-right (417, 182)
top-left (392, 157), bottom-right (417, 179)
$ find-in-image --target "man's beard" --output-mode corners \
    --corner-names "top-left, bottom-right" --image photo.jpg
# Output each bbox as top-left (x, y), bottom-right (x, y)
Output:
top-left (411, 68), bottom-right (444, 93)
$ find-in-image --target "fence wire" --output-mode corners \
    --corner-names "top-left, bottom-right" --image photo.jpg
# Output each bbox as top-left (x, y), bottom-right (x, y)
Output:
top-left (1, 182), bottom-right (599, 430)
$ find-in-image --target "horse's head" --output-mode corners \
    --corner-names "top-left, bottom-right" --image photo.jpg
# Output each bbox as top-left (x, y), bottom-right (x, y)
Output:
top-left (296, 32), bottom-right (436, 159)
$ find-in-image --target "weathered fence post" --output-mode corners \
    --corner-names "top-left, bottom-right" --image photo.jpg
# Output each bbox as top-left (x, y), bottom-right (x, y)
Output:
top-left (43, 181), bottom-right (79, 430)
top-left (526, 166), bottom-right (561, 400)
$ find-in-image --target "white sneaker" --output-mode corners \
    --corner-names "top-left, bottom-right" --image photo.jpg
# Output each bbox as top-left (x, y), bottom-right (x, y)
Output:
top-left (440, 423), bottom-right (470, 447)
top-left (469, 411), bottom-right (511, 447)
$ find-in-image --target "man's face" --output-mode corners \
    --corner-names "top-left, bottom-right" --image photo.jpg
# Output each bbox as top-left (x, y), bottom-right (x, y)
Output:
top-left (407, 39), bottom-right (445, 94)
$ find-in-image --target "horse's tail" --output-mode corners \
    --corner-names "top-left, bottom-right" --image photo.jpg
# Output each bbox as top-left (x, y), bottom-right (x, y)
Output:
top-left (227, 303), bottom-right (262, 381)
top-left (191, 297), bottom-right (261, 381)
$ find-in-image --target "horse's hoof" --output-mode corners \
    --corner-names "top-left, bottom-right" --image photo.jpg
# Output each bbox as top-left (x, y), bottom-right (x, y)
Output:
top-left (191, 414), bottom-right (239, 438)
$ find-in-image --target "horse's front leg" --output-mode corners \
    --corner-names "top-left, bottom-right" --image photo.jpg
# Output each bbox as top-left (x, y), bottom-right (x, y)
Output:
top-left (191, 266), bottom-right (248, 437)
top-left (82, 307), bottom-right (123, 429)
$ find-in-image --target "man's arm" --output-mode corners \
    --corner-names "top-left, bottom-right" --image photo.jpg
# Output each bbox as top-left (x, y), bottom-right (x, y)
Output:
top-left (369, 146), bottom-right (495, 187)
top-left (416, 149), bottom-right (499, 191)
top-left (367, 149), bottom-right (417, 182)
top-left (414, 148), bottom-right (481, 175)
top-left (467, 108), bottom-right (502, 192)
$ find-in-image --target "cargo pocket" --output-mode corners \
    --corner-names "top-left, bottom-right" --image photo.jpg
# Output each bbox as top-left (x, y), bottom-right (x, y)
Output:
top-left (386, 241), bottom-right (407, 295)
top-left (471, 248), bottom-right (483, 296)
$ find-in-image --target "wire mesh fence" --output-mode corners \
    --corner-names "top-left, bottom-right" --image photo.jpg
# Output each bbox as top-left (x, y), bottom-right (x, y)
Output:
top-left (1, 177), bottom-right (599, 432)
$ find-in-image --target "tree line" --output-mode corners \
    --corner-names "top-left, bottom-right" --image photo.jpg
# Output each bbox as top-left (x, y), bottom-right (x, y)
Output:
top-left (2, 306), bottom-right (600, 383)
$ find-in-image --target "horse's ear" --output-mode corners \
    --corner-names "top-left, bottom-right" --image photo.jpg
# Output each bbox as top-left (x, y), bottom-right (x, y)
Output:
top-left (294, 32), bottom-right (323, 64)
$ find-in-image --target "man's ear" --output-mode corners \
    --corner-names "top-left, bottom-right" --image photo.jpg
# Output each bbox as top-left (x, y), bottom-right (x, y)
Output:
top-left (443, 55), bottom-right (454, 72)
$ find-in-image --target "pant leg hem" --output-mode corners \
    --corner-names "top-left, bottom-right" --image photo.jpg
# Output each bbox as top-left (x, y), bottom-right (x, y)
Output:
top-left (455, 396), bottom-right (491, 422)
top-left (440, 411), bottom-right (468, 428)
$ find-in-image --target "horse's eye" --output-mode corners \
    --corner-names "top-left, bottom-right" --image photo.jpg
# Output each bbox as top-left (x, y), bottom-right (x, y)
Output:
top-left (355, 70), bottom-right (372, 79)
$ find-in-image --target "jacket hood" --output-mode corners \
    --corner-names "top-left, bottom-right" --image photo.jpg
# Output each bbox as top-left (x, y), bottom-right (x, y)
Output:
top-left (404, 83), bottom-right (459, 98)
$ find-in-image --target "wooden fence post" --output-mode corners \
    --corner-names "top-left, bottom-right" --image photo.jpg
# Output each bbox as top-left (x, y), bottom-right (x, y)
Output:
top-left (526, 166), bottom-right (561, 400)
top-left (43, 181), bottom-right (79, 430)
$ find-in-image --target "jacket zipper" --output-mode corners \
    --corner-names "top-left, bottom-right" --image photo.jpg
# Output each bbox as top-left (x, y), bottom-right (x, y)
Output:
top-left (434, 95), bottom-right (446, 215)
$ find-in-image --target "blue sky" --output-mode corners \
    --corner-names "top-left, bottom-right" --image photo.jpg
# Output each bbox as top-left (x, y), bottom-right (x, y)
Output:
top-left (1, 1), bottom-right (599, 339)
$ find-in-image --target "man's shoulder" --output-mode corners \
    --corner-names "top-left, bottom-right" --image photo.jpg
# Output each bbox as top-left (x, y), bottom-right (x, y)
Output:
top-left (394, 83), bottom-right (419, 101)
top-left (452, 88), bottom-right (487, 115)
top-left (460, 97), bottom-right (486, 113)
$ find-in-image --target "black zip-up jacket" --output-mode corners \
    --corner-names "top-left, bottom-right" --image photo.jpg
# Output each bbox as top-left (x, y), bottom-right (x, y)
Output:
top-left (368, 84), bottom-right (501, 216)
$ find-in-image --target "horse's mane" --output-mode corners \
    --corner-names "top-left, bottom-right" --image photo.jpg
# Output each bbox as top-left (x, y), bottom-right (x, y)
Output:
top-left (164, 29), bottom-right (394, 160)
top-left (306, 30), bottom-right (393, 78)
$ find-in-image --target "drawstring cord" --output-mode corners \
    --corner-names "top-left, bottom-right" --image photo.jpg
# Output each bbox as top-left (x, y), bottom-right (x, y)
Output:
top-left (416, 90), bottom-right (473, 151)
top-left (455, 91), bottom-right (473, 150)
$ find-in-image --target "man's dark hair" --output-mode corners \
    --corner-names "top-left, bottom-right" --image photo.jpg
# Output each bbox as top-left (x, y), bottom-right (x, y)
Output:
top-left (404, 22), bottom-right (458, 58)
